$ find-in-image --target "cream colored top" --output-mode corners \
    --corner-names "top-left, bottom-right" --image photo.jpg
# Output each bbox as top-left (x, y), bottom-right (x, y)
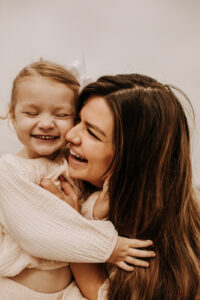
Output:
top-left (0, 154), bottom-right (118, 277)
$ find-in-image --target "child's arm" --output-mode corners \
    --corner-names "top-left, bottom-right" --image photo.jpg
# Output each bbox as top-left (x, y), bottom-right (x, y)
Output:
top-left (70, 239), bottom-right (155, 299)
top-left (0, 156), bottom-right (154, 273)
top-left (43, 179), bottom-right (155, 270)
top-left (0, 155), bottom-right (153, 270)
top-left (0, 156), bottom-right (118, 263)
top-left (0, 223), bottom-right (33, 277)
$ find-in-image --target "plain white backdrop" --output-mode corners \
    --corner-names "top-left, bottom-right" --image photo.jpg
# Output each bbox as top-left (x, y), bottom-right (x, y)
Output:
top-left (0, 0), bottom-right (199, 184)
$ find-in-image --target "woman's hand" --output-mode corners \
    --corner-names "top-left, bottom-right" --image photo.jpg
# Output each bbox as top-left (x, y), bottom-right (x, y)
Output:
top-left (108, 236), bottom-right (155, 271)
top-left (41, 178), bottom-right (80, 212)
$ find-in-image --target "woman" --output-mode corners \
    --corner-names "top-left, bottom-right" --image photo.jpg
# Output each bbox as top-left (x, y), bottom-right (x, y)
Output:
top-left (52, 73), bottom-right (200, 300)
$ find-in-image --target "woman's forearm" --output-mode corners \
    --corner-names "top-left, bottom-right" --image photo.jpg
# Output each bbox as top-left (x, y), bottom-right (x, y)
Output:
top-left (70, 263), bottom-right (107, 300)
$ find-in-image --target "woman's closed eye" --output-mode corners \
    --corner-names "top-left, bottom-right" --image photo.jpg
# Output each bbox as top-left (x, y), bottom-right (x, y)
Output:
top-left (87, 128), bottom-right (101, 141)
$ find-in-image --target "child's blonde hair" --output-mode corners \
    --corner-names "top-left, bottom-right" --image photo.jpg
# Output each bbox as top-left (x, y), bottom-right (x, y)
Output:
top-left (7, 60), bottom-right (80, 118)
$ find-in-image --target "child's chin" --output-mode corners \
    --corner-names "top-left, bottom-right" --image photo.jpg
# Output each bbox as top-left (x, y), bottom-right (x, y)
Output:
top-left (37, 150), bottom-right (59, 159)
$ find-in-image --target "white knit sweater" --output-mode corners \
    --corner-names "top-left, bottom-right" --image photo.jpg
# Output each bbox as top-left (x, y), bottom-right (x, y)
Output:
top-left (0, 154), bottom-right (118, 277)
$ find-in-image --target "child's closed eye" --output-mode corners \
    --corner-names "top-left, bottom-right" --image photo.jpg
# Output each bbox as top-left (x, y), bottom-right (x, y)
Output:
top-left (55, 113), bottom-right (71, 118)
top-left (23, 112), bottom-right (38, 116)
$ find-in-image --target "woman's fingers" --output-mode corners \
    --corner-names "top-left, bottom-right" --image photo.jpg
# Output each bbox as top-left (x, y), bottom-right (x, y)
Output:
top-left (40, 179), bottom-right (64, 199)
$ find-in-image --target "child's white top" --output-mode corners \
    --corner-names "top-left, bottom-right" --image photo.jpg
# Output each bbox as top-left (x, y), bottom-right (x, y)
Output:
top-left (0, 153), bottom-right (118, 277)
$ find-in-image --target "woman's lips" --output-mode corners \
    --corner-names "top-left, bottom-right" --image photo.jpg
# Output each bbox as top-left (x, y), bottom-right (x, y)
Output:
top-left (69, 149), bottom-right (88, 162)
top-left (68, 153), bottom-right (88, 165)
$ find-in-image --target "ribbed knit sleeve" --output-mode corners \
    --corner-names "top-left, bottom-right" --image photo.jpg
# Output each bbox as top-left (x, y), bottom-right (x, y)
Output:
top-left (0, 221), bottom-right (67, 277)
top-left (0, 155), bottom-right (118, 264)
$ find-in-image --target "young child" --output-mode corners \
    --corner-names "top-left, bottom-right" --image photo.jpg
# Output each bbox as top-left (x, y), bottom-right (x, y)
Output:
top-left (0, 61), bottom-right (154, 299)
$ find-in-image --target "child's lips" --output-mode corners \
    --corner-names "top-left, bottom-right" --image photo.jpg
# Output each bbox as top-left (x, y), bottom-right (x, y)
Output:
top-left (31, 134), bottom-right (59, 140)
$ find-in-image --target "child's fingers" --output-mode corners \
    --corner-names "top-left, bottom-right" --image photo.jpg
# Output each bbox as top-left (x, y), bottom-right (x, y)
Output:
top-left (124, 256), bottom-right (149, 268)
top-left (41, 179), bottom-right (64, 199)
top-left (61, 181), bottom-right (78, 201)
top-left (116, 261), bottom-right (135, 272)
top-left (129, 239), bottom-right (153, 248)
top-left (127, 248), bottom-right (156, 258)
top-left (61, 181), bottom-right (80, 212)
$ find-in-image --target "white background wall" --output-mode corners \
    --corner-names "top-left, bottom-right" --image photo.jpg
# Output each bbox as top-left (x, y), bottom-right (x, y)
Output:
top-left (0, 0), bottom-right (199, 185)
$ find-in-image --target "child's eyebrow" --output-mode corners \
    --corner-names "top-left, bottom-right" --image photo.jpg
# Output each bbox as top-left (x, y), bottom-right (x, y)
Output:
top-left (21, 104), bottom-right (38, 109)
top-left (54, 104), bottom-right (74, 110)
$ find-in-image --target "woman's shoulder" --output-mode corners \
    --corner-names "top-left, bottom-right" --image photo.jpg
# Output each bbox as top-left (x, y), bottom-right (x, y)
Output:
top-left (81, 191), bottom-right (100, 219)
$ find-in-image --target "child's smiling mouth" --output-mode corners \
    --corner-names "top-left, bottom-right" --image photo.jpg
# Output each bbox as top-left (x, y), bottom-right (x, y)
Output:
top-left (30, 134), bottom-right (59, 140)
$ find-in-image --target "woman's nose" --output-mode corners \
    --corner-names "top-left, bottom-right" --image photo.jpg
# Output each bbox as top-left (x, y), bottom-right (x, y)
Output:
top-left (66, 124), bottom-right (81, 145)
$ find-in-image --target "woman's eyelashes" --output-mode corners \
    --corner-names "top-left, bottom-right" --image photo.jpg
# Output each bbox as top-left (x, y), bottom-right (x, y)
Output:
top-left (87, 128), bottom-right (101, 141)
top-left (77, 114), bottom-right (102, 141)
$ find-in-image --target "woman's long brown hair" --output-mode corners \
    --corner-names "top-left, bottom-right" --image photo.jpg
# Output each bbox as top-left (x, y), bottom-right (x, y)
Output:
top-left (79, 74), bottom-right (200, 300)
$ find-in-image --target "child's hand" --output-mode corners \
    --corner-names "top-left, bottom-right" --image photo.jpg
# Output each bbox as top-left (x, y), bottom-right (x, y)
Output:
top-left (41, 178), bottom-right (80, 212)
top-left (108, 236), bottom-right (155, 271)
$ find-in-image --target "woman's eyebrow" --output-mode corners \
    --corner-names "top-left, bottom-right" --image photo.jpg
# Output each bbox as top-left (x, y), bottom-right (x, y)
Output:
top-left (85, 121), bottom-right (106, 137)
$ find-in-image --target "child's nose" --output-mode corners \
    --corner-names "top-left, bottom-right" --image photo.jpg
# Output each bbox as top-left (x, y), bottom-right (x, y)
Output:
top-left (38, 115), bottom-right (54, 129)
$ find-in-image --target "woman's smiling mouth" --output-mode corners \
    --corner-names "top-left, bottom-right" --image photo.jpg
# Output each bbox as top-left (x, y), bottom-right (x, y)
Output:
top-left (69, 149), bottom-right (88, 163)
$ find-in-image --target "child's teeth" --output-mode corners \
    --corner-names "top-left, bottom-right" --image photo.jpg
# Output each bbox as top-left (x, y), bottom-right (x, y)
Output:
top-left (33, 135), bottom-right (58, 140)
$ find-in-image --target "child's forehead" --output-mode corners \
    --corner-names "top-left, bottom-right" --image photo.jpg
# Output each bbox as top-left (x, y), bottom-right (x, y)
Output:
top-left (21, 102), bottom-right (74, 109)
top-left (15, 76), bottom-right (76, 111)
top-left (17, 75), bottom-right (69, 90)
top-left (17, 76), bottom-right (75, 98)
top-left (17, 98), bottom-right (75, 111)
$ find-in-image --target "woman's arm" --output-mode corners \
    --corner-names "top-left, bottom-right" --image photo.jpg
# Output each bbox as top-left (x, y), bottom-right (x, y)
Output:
top-left (70, 263), bottom-right (107, 300)
top-left (59, 180), bottom-right (154, 300)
